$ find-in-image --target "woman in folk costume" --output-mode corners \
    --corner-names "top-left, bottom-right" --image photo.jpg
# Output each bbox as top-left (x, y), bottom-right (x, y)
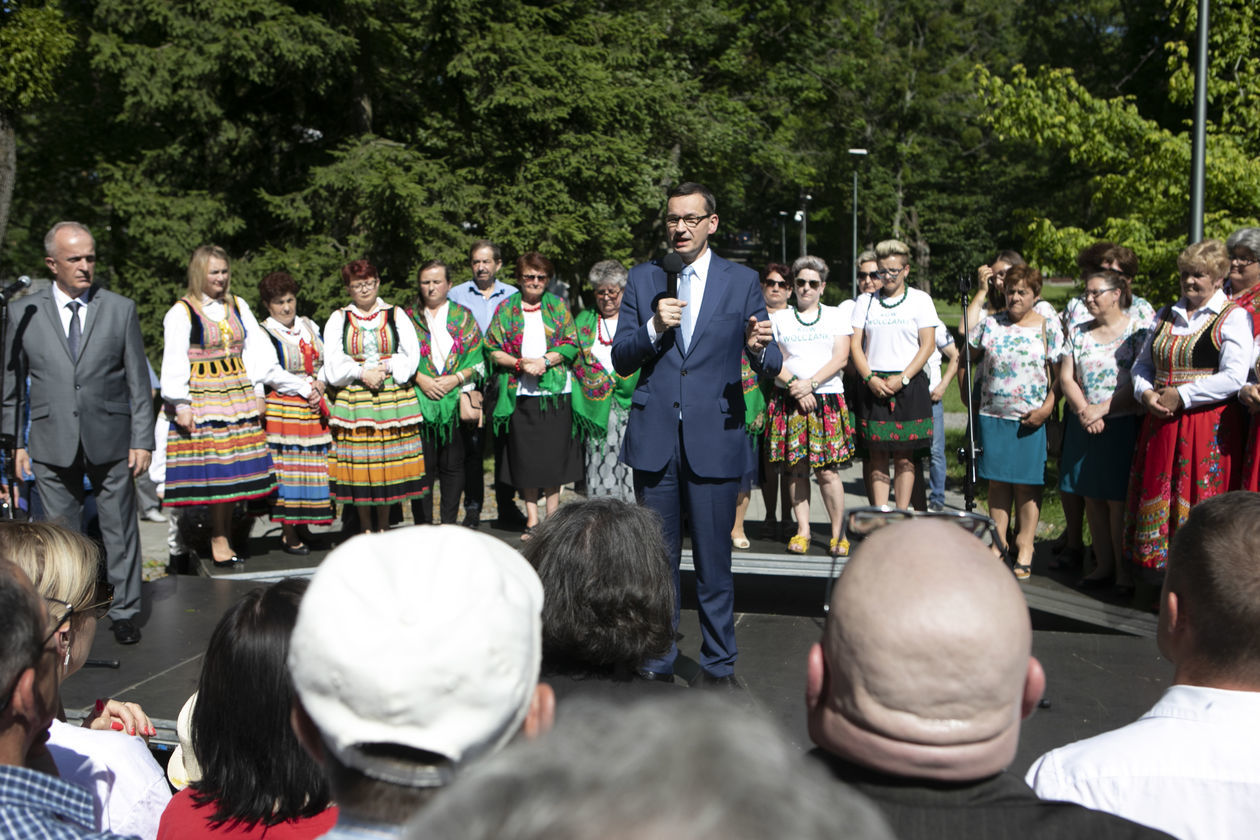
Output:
top-left (570, 260), bottom-right (639, 503)
top-left (1127, 239), bottom-right (1251, 577)
top-left (408, 259), bottom-right (486, 525)
top-left (161, 245), bottom-right (275, 568)
top-left (322, 259), bottom-right (426, 534)
top-left (256, 271), bottom-right (333, 555)
top-left (485, 252), bottom-right (582, 539)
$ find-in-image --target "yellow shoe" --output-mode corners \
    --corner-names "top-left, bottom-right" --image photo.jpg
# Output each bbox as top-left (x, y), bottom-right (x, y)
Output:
top-left (830, 537), bottom-right (849, 557)
top-left (787, 534), bottom-right (810, 554)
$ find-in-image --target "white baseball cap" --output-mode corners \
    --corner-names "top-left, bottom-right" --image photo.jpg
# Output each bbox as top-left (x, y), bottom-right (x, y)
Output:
top-left (287, 526), bottom-right (543, 787)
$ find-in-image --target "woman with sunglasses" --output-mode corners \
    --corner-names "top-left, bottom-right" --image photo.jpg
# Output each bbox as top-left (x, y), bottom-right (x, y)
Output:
top-left (850, 239), bottom-right (939, 510)
top-left (1058, 270), bottom-right (1149, 596)
top-left (842, 251), bottom-right (883, 505)
top-left (1226, 228), bottom-right (1260, 491)
top-left (0, 521), bottom-right (169, 838)
top-left (486, 252), bottom-right (582, 538)
top-left (767, 256), bottom-right (855, 556)
top-left (323, 259), bottom-right (426, 534)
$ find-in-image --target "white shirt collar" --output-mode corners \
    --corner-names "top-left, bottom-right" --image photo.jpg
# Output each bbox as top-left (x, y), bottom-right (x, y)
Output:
top-left (51, 283), bottom-right (89, 308)
top-left (1172, 288), bottom-right (1229, 322)
top-left (684, 247), bottom-right (714, 283)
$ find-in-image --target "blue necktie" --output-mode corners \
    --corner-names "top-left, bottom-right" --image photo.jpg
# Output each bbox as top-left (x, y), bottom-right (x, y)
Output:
top-left (66, 301), bottom-right (83, 360)
top-left (678, 265), bottom-right (695, 352)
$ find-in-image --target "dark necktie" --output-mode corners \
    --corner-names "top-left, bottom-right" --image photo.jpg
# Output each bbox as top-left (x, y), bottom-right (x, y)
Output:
top-left (67, 300), bottom-right (83, 360)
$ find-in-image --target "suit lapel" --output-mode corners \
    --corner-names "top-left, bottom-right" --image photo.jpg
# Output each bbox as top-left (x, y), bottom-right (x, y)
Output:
top-left (684, 254), bottom-right (725, 356)
top-left (77, 286), bottom-right (102, 358)
top-left (39, 290), bottom-right (74, 362)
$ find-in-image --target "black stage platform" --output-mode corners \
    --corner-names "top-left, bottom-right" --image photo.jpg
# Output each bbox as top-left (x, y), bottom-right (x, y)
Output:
top-left (66, 560), bottom-right (1170, 778)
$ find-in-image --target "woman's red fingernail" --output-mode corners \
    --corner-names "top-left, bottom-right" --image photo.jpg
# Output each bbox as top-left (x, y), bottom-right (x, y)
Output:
top-left (111, 721), bottom-right (123, 731)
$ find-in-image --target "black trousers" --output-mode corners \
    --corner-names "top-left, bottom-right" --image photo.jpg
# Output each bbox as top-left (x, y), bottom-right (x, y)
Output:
top-left (413, 425), bottom-right (466, 525)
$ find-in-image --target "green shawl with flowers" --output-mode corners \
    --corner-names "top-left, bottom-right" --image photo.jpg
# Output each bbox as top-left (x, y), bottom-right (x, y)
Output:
top-left (570, 309), bottom-right (640, 439)
top-left (485, 292), bottom-right (579, 435)
top-left (743, 354), bottom-right (768, 435)
top-left (408, 301), bottom-right (486, 444)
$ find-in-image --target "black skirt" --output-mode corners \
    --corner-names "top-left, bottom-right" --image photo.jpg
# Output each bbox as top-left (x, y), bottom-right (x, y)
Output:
top-left (852, 370), bottom-right (933, 452)
top-left (499, 394), bottom-right (584, 488)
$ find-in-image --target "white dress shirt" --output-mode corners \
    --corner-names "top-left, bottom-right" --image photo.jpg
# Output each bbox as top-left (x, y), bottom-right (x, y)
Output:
top-left (647, 247), bottom-right (713, 346)
top-left (321, 299), bottom-right (421, 388)
top-left (50, 283), bottom-right (89, 337)
top-left (1130, 290), bottom-right (1254, 408)
top-left (1027, 683), bottom-right (1260, 840)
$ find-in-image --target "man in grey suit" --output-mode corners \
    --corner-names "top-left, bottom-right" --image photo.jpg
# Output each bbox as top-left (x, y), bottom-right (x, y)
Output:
top-left (3, 222), bottom-right (154, 644)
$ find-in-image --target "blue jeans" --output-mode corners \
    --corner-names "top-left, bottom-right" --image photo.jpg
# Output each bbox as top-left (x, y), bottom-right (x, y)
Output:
top-left (929, 399), bottom-right (946, 506)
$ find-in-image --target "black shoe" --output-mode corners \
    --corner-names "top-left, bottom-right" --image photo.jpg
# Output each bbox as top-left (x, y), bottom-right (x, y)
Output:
top-left (111, 619), bottom-right (141, 645)
top-left (495, 507), bottom-right (529, 531)
top-left (462, 506), bottom-right (481, 530)
top-left (282, 541), bottom-right (311, 556)
top-left (212, 555), bottom-right (244, 569)
top-left (635, 669), bottom-right (675, 684)
top-left (696, 672), bottom-right (743, 691)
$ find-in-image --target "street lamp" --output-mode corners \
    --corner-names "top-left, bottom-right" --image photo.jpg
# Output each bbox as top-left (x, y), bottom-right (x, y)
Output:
top-left (797, 192), bottom-right (813, 258)
top-left (848, 148), bottom-right (868, 299)
top-left (778, 211), bottom-right (788, 265)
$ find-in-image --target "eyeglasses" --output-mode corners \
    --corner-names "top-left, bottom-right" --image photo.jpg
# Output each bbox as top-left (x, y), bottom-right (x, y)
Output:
top-left (0, 597), bottom-right (74, 714)
top-left (1080, 287), bottom-right (1118, 300)
top-left (822, 506), bottom-right (1010, 614)
top-left (795, 279), bottom-right (823, 290)
top-left (664, 214), bottom-right (711, 230)
top-left (856, 271), bottom-right (879, 281)
top-left (1230, 256), bottom-right (1258, 267)
top-left (81, 581), bottom-right (114, 621)
top-left (593, 287), bottom-right (622, 297)
top-left (762, 279), bottom-right (789, 289)
top-left (520, 273), bottom-right (549, 282)
top-left (348, 280), bottom-right (378, 292)
top-left (876, 266), bottom-right (905, 280)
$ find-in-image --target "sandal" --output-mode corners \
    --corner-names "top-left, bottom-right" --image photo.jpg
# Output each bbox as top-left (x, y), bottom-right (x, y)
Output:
top-left (787, 534), bottom-right (810, 555)
top-left (732, 535), bottom-right (751, 550)
top-left (829, 537), bottom-right (849, 558)
top-left (520, 526), bottom-right (535, 542)
top-left (1013, 564), bottom-right (1032, 581)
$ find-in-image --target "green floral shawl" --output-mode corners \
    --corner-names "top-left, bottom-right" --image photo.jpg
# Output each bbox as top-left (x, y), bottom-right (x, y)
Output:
top-left (408, 301), bottom-right (486, 443)
top-left (570, 309), bottom-right (640, 439)
top-left (485, 292), bottom-right (579, 434)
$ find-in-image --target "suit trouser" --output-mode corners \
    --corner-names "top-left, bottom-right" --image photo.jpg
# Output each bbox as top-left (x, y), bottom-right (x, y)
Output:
top-left (33, 450), bottom-right (142, 622)
top-left (635, 424), bottom-right (739, 678)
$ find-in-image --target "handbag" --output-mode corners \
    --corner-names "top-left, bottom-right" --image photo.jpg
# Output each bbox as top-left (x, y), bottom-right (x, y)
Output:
top-left (460, 390), bottom-right (483, 426)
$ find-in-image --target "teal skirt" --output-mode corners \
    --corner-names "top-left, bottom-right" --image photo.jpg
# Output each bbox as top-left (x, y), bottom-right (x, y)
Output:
top-left (977, 414), bottom-right (1045, 485)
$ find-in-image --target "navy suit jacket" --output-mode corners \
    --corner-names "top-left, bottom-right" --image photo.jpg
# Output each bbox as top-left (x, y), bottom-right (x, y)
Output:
top-left (611, 253), bottom-right (781, 479)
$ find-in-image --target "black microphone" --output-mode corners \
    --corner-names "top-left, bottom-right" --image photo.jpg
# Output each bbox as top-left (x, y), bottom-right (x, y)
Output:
top-left (662, 253), bottom-right (683, 298)
top-left (0, 276), bottom-right (31, 302)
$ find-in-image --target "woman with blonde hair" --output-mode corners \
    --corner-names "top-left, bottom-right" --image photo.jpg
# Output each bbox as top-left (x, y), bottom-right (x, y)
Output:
top-left (0, 521), bottom-right (169, 838)
top-left (160, 245), bottom-right (275, 567)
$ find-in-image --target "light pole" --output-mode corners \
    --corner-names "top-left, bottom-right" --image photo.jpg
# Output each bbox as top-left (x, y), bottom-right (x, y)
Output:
top-left (778, 211), bottom-right (788, 265)
top-left (848, 148), bottom-right (868, 299)
top-left (797, 192), bottom-right (812, 258)
top-left (1188, 0), bottom-right (1208, 242)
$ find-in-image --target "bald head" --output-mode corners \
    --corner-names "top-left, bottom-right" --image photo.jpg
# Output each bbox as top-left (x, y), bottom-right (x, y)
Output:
top-left (807, 520), bottom-right (1043, 781)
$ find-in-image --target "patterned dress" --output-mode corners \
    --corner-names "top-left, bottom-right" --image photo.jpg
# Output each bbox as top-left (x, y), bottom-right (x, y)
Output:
top-left (1125, 304), bottom-right (1246, 573)
top-left (324, 302), bottom-right (426, 506)
top-left (765, 305), bottom-right (854, 469)
top-left (571, 309), bottom-right (638, 501)
top-left (164, 297), bottom-right (274, 505)
top-left (1232, 284), bottom-right (1260, 491)
top-left (261, 316), bottom-right (333, 525)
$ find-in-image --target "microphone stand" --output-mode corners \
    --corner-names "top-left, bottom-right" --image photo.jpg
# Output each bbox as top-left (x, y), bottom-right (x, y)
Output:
top-left (955, 272), bottom-right (981, 513)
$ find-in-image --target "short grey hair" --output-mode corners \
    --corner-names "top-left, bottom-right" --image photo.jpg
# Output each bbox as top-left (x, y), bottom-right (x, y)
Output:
top-left (791, 255), bottom-right (829, 283)
top-left (44, 222), bottom-right (93, 258)
top-left (1226, 228), bottom-right (1260, 260)
top-left (587, 259), bottom-right (628, 289)
top-left (856, 249), bottom-right (878, 265)
top-left (874, 239), bottom-right (910, 260)
top-left (405, 695), bottom-right (895, 840)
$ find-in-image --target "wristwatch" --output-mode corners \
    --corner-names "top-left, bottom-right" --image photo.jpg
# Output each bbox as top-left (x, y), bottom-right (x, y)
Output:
top-left (809, 379), bottom-right (820, 392)
top-left (900, 374), bottom-right (911, 388)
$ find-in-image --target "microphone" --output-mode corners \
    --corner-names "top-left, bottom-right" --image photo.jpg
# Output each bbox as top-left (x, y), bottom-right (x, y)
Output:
top-left (0, 276), bottom-right (31, 302)
top-left (662, 253), bottom-right (683, 298)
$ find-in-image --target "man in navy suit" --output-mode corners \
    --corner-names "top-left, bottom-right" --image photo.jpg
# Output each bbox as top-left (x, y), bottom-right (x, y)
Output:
top-left (612, 182), bottom-right (781, 687)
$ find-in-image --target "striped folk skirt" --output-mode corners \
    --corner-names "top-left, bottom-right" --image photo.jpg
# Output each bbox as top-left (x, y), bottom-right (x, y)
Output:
top-left (264, 390), bottom-right (334, 524)
top-left (165, 356), bottom-right (275, 506)
top-left (329, 379), bottom-right (426, 506)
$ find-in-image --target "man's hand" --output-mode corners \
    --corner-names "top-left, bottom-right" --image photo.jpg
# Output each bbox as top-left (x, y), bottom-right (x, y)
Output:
top-left (128, 449), bottom-right (151, 477)
top-left (652, 297), bottom-right (687, 333)
top-left (745, 316), bottom-right (772, 352)
top-left (14, 448), bottom-right (30, 482)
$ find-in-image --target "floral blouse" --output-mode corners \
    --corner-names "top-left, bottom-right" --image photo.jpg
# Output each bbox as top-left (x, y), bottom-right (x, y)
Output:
top-left (969, 311), bottom-right (1065, 419)
top-left (1067, 317), bottom-right (1150, 415)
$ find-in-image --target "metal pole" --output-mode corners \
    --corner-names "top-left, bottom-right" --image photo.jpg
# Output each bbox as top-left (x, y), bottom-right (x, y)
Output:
top-left (799, 206), bottom-right (808, 257)
top-left (851, 168), bottom-right (859, 299)
top-left (1189, 0), bottom-right (1209, 242)
top-left (778, 212), bottom-right (787, 265)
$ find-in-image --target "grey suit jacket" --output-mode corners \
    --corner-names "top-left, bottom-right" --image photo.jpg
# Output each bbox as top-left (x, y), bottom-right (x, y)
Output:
top-left (3, 285), bottom-right (155, 468)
